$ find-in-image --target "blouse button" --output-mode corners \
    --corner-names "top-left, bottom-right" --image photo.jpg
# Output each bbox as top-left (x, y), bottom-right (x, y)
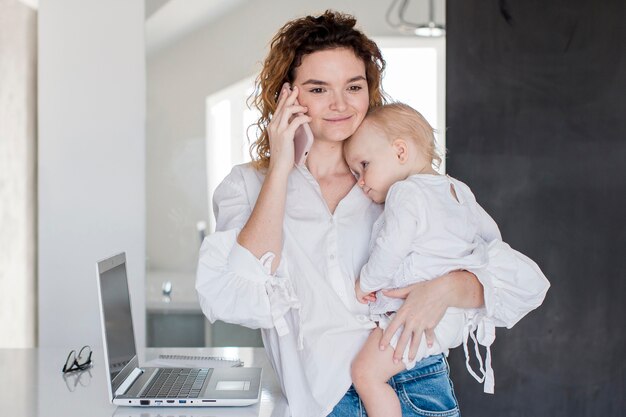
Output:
top-left (329, 254), bottom-right (335, 260)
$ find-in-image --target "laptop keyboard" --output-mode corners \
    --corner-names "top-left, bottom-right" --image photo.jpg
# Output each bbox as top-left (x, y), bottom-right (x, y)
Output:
top-left (140, 368), bottom-right (210, 398)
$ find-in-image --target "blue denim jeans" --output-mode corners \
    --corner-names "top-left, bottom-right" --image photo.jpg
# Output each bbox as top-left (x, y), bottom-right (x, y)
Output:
top-left (327, 354), bottom-right (460, 417)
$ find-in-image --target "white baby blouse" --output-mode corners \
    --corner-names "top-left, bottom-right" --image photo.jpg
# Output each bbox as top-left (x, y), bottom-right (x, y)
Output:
top-left (196, 163), bottom-right (550, 417)
top-left (360, 174), bottom-right (504, 388)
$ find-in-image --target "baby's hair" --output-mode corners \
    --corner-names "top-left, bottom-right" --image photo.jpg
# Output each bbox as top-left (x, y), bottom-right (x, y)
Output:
top-left (362, 102), bottom-right (443, 169)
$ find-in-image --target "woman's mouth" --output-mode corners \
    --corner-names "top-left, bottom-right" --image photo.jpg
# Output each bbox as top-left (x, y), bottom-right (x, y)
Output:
top-left (324, 115), bottom-right (353, 123)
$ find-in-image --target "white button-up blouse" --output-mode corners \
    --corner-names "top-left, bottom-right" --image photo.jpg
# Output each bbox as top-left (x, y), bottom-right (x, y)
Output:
top-left (196, 163), bottom-right (550, 417)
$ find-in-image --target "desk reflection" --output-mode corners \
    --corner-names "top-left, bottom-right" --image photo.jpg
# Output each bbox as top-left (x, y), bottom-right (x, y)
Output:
top-left (62, 368), bottom-right (93, 392)
top-left (112, 406), bottom-right (251, 417)
top-left (0, 347), bottom-right (285, 417)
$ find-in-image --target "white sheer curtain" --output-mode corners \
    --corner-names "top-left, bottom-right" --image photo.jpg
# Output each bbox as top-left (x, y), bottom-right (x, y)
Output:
top-left (0, 0), bottom-right (37, 348)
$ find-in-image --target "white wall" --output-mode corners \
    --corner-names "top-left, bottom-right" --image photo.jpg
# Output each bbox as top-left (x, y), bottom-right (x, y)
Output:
top-left (38, 0), bottom-right (146, 348)
top-left (146, 0), bottom-right (445, 273)
top-left (0, 0), bottom-right (37, 348)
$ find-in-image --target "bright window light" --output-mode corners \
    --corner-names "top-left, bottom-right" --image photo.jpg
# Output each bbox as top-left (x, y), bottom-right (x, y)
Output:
top-left (378, 37), bottom-right (446, 172)
top-left (206, 78), bottom-right (258, 231)
top-left (381, 47), bottom-right (438, 128)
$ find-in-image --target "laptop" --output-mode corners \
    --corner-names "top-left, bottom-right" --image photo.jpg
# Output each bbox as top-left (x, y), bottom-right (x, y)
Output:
top-left (96, 252), bottom-right (262, 407)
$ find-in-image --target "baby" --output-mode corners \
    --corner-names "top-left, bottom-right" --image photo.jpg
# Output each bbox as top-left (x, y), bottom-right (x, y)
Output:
top-left (344, 103), bottom-right (499, 417)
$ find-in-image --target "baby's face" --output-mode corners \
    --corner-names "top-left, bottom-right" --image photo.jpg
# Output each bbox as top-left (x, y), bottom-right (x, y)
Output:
top-left (345, 121), bottom-right (406, 203)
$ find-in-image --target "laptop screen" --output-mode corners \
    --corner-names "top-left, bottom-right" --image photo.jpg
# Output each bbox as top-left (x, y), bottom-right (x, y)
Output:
top-left (99, 256), bottom-right (137, 383)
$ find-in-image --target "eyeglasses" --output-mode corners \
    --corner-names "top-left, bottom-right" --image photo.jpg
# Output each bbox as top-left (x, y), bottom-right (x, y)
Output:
top-left (62, 345), bottom-right (93, 373)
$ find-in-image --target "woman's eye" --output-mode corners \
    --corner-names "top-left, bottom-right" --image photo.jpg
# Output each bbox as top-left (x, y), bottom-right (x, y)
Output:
top-left (361, 161), bottom-right (369, 169)
top-left (309, 87), bottom-right (324, 94)
top-left (348, 85), bottom-right (363, 92)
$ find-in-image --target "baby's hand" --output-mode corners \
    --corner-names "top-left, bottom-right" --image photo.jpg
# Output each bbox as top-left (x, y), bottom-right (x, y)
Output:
top-left (355, 279), bottom-right (377, 304)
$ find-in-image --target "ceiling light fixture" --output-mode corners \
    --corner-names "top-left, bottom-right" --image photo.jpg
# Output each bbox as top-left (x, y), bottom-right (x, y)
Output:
top-left (386, 0), bottom-right (446, 38)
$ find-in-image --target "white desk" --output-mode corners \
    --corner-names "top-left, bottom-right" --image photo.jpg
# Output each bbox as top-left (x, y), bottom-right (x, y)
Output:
top-left (0, 347), bottom-right (288, 417)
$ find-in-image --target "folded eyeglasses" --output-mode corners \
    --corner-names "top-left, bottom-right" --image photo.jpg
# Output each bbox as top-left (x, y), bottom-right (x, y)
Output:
top-left (62, 345), bottom-right (93, 373)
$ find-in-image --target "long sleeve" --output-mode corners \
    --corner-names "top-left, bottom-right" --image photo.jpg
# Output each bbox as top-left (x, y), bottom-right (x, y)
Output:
top-left (359, 182), bottom-right (423, 293)
top-left (469, 239), bottom-right (550, 329)
top-left (196, 229), bottom-right (274, 328)
top-left (195, 166), bottom-right (276, 329)
top-left (453, 177), bottom-right (550, 328)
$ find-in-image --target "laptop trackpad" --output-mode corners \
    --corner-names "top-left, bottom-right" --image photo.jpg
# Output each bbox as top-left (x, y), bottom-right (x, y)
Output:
top-left (216, 380), bottom-right (251, 391)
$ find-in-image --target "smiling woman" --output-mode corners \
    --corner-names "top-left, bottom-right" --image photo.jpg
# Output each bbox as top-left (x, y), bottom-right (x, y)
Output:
top-left (194, 9), bottom-right (548, 417)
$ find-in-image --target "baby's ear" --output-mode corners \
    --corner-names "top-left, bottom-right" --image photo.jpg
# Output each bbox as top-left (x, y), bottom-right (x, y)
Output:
top-left (393, 139), bottom-right (409, 164)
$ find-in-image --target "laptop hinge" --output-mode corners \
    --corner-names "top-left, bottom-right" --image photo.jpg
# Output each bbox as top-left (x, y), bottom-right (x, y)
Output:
top-left (115, 367), bottom-right (144, 396)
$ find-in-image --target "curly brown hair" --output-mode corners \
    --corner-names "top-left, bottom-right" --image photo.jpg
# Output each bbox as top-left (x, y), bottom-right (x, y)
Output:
top-left (248, 10), bottom-right (387, 169)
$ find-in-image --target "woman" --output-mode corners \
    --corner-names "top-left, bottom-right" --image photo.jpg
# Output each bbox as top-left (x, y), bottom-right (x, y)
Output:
top-left (196, 10), bottom-right (549, 417)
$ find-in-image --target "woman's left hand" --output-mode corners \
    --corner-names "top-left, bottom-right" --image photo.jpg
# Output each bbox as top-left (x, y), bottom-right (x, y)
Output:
top-left (380, 278), bottom-right (450, 363)
top-left (380, 270), bottom-right (483, 362)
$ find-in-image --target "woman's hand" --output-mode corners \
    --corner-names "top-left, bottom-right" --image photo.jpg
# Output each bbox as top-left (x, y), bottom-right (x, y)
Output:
top-left (380, 270), bottom-right (484, 363)
top-left (266, 83), bottom-right (312, 175)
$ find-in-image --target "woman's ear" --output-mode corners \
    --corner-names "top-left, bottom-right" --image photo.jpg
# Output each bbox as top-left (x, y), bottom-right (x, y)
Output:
top-left (392, 139), bottom-right (409, 164)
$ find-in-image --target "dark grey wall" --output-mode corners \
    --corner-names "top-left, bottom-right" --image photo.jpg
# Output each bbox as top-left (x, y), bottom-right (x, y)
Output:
top-left (445, 0), bottom-right (626, 416)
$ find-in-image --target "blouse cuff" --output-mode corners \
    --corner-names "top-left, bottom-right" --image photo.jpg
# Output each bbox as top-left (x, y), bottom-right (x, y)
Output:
top-left (196, 229), bottom-right (273, 329)
top-left (470, 267), bottom-right (500, 323)
top-left (227, 239), bottom-right (274, 283)
top-left (261, 252), bottom-right (304, 349)
top-left (468, 239), bottom-right (550, 329)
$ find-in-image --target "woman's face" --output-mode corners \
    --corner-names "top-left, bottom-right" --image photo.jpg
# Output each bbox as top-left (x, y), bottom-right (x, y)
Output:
top-left (292, 48), bottom-right (370, 144)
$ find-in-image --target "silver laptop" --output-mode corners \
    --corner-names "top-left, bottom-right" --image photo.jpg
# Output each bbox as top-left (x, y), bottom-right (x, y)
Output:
top-left (96, 252), bottom-right (262, 407)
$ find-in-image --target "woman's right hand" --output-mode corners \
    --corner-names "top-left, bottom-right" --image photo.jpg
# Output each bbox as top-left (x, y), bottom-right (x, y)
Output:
top-left (266, 83), bottom-right (312, 175)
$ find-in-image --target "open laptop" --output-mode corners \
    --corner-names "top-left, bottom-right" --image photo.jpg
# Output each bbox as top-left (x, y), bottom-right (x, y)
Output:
top-left (96, 252), bottom-right (262, 407)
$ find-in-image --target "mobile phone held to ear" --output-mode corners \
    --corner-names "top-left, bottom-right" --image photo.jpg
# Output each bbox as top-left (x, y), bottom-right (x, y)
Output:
top-left (294, 122), bottom-right (314, 166)
top-left (286, 83), bottom-right (313, 166)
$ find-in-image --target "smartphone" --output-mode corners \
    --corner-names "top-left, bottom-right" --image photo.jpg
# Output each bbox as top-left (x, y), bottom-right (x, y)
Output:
top-left (286, 84), bottom-right (313, 166)
top-left (294, 122), bottom-right (314, 166)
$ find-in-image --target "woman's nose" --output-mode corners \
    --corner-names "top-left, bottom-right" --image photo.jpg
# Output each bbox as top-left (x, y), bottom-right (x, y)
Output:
top-left (330, 92), bottom-right (347, 111)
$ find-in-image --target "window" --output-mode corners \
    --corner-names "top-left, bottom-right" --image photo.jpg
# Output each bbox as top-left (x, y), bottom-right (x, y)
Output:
top-left (377, 36), bottom-right (446, 173)
top-left (205, 78), bottom-right (257, 231)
